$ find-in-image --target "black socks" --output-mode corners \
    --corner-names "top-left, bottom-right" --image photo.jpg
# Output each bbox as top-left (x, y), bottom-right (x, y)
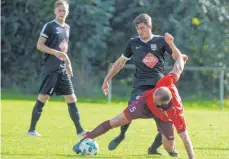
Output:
top-left (120, 122), bottom-right (131, 137)
top-left (68, 102), bottom-right (84, 134)
top-left (150, 133), bottom-right (162, 150)
top-left (29, 100), bottom-right (45, 131)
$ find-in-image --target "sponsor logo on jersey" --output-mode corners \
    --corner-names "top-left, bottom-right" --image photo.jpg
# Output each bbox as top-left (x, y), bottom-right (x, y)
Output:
top-left (151, 44), bottom-right (157, 51)
top-left (142, 53), bottom-right (159, 68)
top-left (59, 39), bottom-right (68, 53)
top-left (136, 46), bottom-right (142, 49)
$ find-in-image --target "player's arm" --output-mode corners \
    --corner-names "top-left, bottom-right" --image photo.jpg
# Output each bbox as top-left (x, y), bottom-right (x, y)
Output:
top-left (170, 55), bottom-right (185, 81)
top-left (164, 33), bottom-right (182, 60)
top-left (155, 55), bottom-right (186, 86)
top-left (102, 56), bottom-right (128, 95)
top-left (37, 37), bottom-right (58, 56)
top-left (178, 131), bottom-right (195, 159)
top-left (168, 106), bottom-right (194, 159)
top-left (102, 39), bottom-right (133, 95)
top-left (37, 37), bottom-right (70, 64)
top-left (169, 109), bottom-right (194, 159)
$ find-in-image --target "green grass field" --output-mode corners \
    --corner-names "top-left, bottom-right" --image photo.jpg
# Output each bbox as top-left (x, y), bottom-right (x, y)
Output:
top-left (1, 99), bottom-right (229, 159)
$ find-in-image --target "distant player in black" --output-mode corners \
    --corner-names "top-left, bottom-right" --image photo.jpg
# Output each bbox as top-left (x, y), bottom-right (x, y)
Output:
top-left (27, 0), bottom-right (86, 138)
top-left (102, 14), bottom-right (184, 155)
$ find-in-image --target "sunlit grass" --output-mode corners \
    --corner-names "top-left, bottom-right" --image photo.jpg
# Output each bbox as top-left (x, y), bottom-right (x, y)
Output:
top-left (1, 99), bottom-right (229, 159)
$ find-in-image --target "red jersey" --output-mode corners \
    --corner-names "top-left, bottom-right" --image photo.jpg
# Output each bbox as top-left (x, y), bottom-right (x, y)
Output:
top-left (142, 73), bottom-right (186, 132)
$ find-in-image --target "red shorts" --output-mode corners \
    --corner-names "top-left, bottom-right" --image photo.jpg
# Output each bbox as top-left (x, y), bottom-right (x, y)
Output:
top-left (123, 96), bottom-right (175, 140)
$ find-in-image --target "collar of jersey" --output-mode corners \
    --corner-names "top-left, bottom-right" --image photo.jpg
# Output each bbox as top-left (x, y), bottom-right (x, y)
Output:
top-left (54, 19), bottom-right (65, 27)
top-left (139, 33), bottom-right (154, 43)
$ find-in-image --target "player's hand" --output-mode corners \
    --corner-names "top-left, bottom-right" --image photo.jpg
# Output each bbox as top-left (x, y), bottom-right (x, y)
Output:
top-left (54, 51), bottom-right (69, 62)
top-left (66, 64), bottom-right (73, 77)
top-left (182, 54), bottom-right (188, 63)
top-left (102, 80), bottom-right (109, 96)
top-left (164, 32), bottom-right (174, 46)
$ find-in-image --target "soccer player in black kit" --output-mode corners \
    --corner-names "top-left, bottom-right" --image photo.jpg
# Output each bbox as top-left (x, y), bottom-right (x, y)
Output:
top-left (26, 0), bottom-right (86, 138)
top-left (102, 14), bottom-right (185, 156)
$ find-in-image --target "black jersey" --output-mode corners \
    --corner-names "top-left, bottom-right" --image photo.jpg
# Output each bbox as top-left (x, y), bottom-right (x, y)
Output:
top-left (40, 20), bottom-right (70, 73)
top-left (122, 35), bottom-right (172, 89)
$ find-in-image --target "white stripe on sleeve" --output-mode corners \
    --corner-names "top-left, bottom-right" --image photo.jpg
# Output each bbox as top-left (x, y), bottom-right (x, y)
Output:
top-left (121, 54), bottom-right (131, 60)
top-left (40, 23), bottom-right (49, 38)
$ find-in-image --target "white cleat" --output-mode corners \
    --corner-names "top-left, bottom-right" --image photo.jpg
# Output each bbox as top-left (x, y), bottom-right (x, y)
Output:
top-left (77, 130), bottom-right (88, 138)
top-left (26, 131), bottom-right (41, 137)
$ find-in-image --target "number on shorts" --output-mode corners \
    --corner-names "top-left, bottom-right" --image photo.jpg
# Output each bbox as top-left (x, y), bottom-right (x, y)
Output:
top-left (130, 106), bottom-right (136, 112)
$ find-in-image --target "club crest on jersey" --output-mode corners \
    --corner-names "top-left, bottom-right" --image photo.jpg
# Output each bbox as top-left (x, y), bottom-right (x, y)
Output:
top-left (151, 44), bottom-right (157, 51)
top-left (59, 39), bottom-right (68, 53)
top-left (142, 53), bottom-right (159, 68)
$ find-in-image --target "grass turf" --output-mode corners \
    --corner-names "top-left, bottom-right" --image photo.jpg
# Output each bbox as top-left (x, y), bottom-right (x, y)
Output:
top-left (1, 99), bottom-right (229, 159)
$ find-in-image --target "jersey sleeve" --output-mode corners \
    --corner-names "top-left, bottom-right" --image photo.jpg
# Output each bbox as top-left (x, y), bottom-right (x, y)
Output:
top-left (156, 73), bottom-right (178, 87)
top-left (168, 109), bottom-right (186, 133)
top-left (163, 37), bottom-right (172, 55)
top-left (122, 39), bottom-right (133, 60)
top-left (40, 23), bottom-right (51, 39)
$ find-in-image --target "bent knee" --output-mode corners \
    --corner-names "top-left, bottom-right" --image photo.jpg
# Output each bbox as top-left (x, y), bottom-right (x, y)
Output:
top-left (64, 94), bottom-right (77, 103)
top-left (38, 94), bottom-right (50, 103)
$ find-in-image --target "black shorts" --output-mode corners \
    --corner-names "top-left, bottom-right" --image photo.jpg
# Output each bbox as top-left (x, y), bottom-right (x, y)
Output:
top-left (38, 72), bottom-right (74, 96)
top-left (128, 87), bottom-right (154, 104)
top-left (124, 96), bottom-right (174, 140)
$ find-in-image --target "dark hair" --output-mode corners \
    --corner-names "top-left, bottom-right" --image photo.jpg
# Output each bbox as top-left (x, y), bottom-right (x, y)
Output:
top-left (134, 13), bottom-right (152, 26)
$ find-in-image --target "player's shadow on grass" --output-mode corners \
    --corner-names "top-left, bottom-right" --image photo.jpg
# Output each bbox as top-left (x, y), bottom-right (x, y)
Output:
top-left (195, 147), bottom-right (229, 151)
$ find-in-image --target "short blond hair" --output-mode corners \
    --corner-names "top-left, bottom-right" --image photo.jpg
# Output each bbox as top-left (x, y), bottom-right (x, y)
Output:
top-left (54, 0), bottom-right (69, 9)
top-left (134, 14), bottom-right (152, 26)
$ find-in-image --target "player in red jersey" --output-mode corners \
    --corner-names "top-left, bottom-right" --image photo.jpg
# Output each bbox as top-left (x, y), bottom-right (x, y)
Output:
top-left (73, 55), bottom-right (194, 159)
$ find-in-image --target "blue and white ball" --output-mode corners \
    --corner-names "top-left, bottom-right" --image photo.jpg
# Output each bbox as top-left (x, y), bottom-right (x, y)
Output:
top-left (79, 138), bottom-right (99, 156)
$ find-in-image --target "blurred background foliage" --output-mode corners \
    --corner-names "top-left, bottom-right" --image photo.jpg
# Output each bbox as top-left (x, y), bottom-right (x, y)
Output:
top-left (1, 0), bottom-right (229, 99)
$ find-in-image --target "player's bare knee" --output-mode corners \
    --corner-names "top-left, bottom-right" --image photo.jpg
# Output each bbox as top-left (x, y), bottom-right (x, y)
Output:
top-left (64, 94), bottom-right (77, 103)
top-left (110, 117), bottom-right (123, 128)
top-left (38, 94), bottom-right (50, 103)
top-left (110, 118), bottom-right (119, 128)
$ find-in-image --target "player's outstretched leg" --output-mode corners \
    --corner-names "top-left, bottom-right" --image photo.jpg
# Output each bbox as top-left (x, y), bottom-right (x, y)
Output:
top-left (73, 112), bottom-right (131, 154)
top-left (108, 122), bottom-right (131, 151)
top-left (73, 120), bottom-right (112, 154)
top-left (27, 100), bottom-right (45, 136)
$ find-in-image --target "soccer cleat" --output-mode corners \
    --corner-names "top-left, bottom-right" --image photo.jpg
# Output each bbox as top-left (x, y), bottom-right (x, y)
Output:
top-left (169, 151), bottom-right (179, 157)
top-left (26, 130), bottom-right (41, 137)
top-left (73, 137), bottom-right (88, 154)
top-left (77, 130), bottom-right (88, 138)
top-left (147, 147), bottom-right (163, 155)
top-left (73, 140), bottom-right (84, 154)
top-left (108, 135), bottom-right (125, 151)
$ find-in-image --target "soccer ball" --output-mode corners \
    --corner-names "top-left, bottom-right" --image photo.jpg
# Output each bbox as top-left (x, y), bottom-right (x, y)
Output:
top-left (79, 138), bottom-right (99, 156)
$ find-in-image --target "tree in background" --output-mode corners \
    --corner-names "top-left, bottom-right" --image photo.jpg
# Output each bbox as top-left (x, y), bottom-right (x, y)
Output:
top-left (1, 0), bottom-right (229, 98)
